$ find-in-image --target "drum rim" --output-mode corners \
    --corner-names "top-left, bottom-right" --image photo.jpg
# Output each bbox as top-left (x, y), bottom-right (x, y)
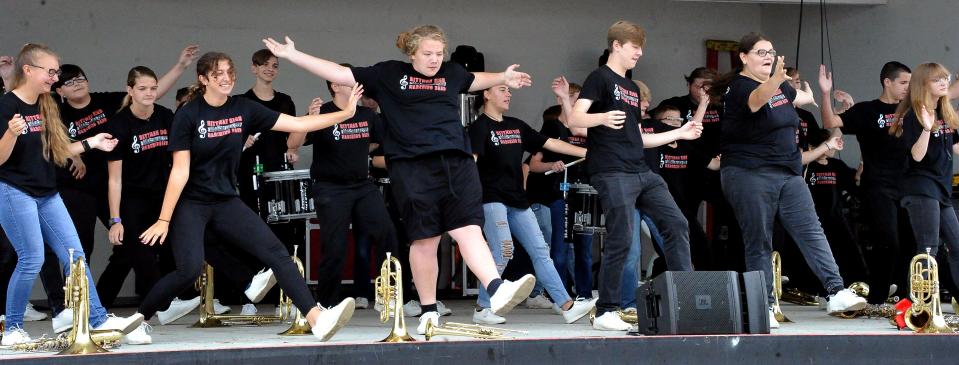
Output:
top-left (263, 169), bottom-right (311, 180)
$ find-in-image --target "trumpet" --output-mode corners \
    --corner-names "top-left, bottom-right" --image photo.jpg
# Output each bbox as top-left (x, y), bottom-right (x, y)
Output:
top-left (278, 246), bottom-right (312, 336)
top-left (191, 263), bottom-right (281, 328)
top-left (771, 251), bottom-right (792, 323)
top-left (424, 321), bottom-right (527, 341)
top-left (904, 248), bottom-right (954, 333)
top-left (374, 252), bottom-right (415, 342)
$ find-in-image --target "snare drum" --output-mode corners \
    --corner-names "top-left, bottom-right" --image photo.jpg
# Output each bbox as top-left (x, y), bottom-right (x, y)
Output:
top-left (261, 169), bottom-right (314, 223)
top-left (567, 183), bottom-right (605, 234)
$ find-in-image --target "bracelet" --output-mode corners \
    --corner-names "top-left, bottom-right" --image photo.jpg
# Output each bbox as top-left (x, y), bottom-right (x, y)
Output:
top-left (81, 139), bottom-right (91, 152)
top-left (158, 218), bottom-right (169, 223)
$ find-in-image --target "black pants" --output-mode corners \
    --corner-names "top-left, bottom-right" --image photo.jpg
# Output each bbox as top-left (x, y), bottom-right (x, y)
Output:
top-left (591, 171), bottom-right (692, 315)
top-left (138, 197), bottom-right (315, 319)
top-left (95, 191), bottom-right (164, 309)
top-left (313, 180), bottom-right (397, 307)
top-left (379, 181), bottom-right (417, 300)
top-left (861, 188), bottom-right (914, 304)
top-left (675, 195), bottom-right (713, 270)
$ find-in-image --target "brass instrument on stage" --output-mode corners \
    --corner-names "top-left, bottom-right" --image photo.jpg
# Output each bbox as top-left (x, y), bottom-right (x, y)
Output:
top-left (424, 321), bottom-right (527, 341)
top-left (780, 288), bottom-right (821, 306)
top-left (771, 251), bottom-right (792, 323)
top-left (191, 263), bottom-right (281, 328)
top-left (13, 249), bottom-right (123, 354)
top-left (374, 252), bottom-right (415, 342)
top-left (587, 307), bottom-right (637, 325)
top-left (903, 248), bottom-right (954, 333)
top-left (278, 245), bottom-right (312, 335)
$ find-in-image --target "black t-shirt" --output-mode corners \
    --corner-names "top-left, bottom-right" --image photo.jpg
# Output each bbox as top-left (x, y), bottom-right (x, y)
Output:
top-left (470, 114), bottom-right (548, 208)
top-left (649, 119), bottom-right (707, 206)
top-left (351, 60), bottom-right (475, 160)
top-left (0, 92), bottom-right (56, 196)
top-left (805, 157), bottom-right (856, 220)
top-left (640, 118), bottom-right (662, 174)
top-left (106, 105), bottom-right (173, 193)
top-left (795, 107), bottom-right (822, 151)
top-left (57, 91), bottom-right (126, 192)
top-left (657, 95), bottom-right (723, 158)
top-left (368, 113), bottom-right (389, 180)
top-left (237, 89), bottom-right (295, 172)
top-left (525, 117), bottom-right (588, 205)
top-left (838, 99), bottom-right (906, 190)
top-left (900, 109), bottom-right (957, 205)
top-left (579, 65), bottom-right (648, 175)
top-left (305, 102), bottom-right (381, 183)
top-left (720, 75), bottom-right (802, 175)
top-left (169, 96), bottom-right (280, 201)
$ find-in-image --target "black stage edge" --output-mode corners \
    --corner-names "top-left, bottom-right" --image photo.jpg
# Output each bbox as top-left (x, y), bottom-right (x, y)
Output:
top-left (7, 334), bottom-right (959, 365)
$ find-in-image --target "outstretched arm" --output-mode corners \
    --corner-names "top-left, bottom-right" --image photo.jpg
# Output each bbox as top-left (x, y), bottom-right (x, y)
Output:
top-left (469, 64), bottom-right (532, 92)
top-left (157, 45), bottom-right (200, 99)
top-left (818, 65), bottom-right (845, 129)
top-left (642, 121), bottom-right (703, 148)
top-left (273, 86), bottom-right (362, 133)
top-left (263, 36), bottom-right (356, 86)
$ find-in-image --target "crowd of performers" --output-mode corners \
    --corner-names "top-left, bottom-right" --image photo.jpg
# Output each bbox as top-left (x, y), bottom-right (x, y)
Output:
top-left (2, 19), bottom-right (959, 346)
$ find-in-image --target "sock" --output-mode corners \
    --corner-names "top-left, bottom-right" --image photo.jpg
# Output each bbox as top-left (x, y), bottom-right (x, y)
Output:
top-left (827, 286), bottom-right (843, 296)
top-left (421, 303), bottom-right (438, 314)
top-left (487, 278), bottom-right (504, 296)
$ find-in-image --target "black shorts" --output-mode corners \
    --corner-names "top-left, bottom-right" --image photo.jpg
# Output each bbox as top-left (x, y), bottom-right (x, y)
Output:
top-left (388, 151), bottom-right (484, 241)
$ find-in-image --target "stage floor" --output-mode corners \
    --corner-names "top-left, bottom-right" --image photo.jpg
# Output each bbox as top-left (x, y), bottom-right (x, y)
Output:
top-left (1, 301), bottom-right (955, 364)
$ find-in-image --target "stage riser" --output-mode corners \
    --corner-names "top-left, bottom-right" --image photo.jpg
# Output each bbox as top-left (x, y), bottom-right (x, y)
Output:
top-left (8, 335), bottom-right (959, 365)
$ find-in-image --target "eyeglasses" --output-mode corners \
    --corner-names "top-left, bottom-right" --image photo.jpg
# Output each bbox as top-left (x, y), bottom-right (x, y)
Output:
top-left (932, 76), bottom-right (952, 84)
top-left (28, 64), bottom-right (62, 78)
top-left (63, 76), bottom-right (87, 88)
top-left (750, 49), bottom-right (777, 57)
top-left (659, 117), bottom-right (684, 122)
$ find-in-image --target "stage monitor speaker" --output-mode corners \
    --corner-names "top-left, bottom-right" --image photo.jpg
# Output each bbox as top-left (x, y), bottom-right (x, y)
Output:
top-left (637, 271), bottom-right (769, 335)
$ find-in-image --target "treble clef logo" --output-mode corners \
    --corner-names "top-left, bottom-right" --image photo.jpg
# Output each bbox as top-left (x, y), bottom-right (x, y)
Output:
top-left (197, 120), bottom-right (208, 139)
top-left (332, 124), bottom-right (342, 141)
top-left (132, 135), bottom-right (141, 154)
top-left (400, 75), bottom-right (409, 90)
top-left (613, 86), bottom-right (622, 101)
top-left (68, 122), bottom-right (78, 138)
top-left (490, 131), bottom-right (500, 146)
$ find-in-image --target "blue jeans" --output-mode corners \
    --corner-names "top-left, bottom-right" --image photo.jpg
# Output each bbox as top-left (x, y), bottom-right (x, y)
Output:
top-left (529, 203), bottom-right (551, 297)
top-left (477, 203), bottom-right (572, 308)
top-left (621, 209), bottom-right (666, 309)
top-left (0, 181), bottom-right (107, 329)
top-left (543, 199), bottom-right (594, 299)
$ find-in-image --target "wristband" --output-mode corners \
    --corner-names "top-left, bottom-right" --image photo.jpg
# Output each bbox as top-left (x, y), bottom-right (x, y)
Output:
top-left (110, 217), bottom-right (121, 227)
top-left (81, 139), bottom-right (91, 152)
top-left (158, 218), bottom-right (170, 223)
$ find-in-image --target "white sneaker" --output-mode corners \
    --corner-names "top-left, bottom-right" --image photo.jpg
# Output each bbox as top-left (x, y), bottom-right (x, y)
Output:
top-left (561, 297), bottom-right (598, 324)
top-left (311, 298), bottom-right (355, 341)
top-left (827, 288), bottom-right (868, 314)
top-left (768, 309), bottom-right (780, 329)
top-left (472, 308), bottom-right (506, 325)
top-left (593, 311), bottom-right (632, 331)
top-left (416, 311), bottom-right (440, 335)
top-left (374, 300), bottom-right (385, 313)
top-left (213, 299), bottom-right (231, 315)
top-left (1, 326), bottom-right (31, 346)
top-left (524, 294), bottom-right (553, 309)
top-left (94, 313), bottom-right (145, 335)
top-left (123, 322), bottom-right (153, 345)
top-left (245, 269), bottom-right (277, 303)
top-left (23, 302), bottom-right (48, 321)
top-left (53, 308), bottom-right (74, 333)
top-left (355, 297), bottom-right (370, 309)
top-left (157, 296), bottom-right (201, 325)
top-left (436, 301), bottom-right (453, 316)
top-left (241, 303), bottom-right (258, 315)
top-left (888, 284), bottom-right (898, 297)
top-left (403, 300), bottom-right (422, 317)
top-left (489, 274), bottom-right (536, 316)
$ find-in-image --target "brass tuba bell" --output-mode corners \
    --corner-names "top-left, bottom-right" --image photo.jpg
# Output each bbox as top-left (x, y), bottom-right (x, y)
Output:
top-left (374, 252), bottom-right (415, 342)
top-left (58, 248), bottom-right (119, 355)
top-left (191, 263), bottom-right (281, 328)
top-left (904, 248), bottom-right (954, 333)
